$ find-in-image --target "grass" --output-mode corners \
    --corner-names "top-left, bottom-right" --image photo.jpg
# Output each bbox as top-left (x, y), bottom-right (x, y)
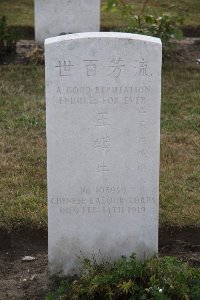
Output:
top-left (0, 64), bottom-right (46, 230)
top-left (0, 0), bottom-right (199, 231)
top-left (160, 63), bottom-right (200, 227)
top-left (0, 60), bottom-right (200, 230)
top-left (45, 255), bottom-right (200, 300)
top-left (0, 0), bottom-right (200, 32)
top-left (0, 0), bottom-right (34, 27)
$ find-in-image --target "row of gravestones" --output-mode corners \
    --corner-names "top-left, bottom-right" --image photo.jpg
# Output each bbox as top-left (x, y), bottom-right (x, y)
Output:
top-left (43, 0), bottom-right (162, 275)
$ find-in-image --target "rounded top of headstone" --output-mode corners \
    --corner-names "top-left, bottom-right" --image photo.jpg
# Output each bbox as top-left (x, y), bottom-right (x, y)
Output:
top-left (45, 32), bottom-right (162, 46)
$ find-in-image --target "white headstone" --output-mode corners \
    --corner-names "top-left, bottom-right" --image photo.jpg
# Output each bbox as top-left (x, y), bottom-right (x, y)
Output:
top-left (45, 32), bottom-right (162, 275)
top-left (35, 0), bottom-right (100, 42)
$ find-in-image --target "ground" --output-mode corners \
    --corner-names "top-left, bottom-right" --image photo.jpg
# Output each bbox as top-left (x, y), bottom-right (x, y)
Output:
top-left (0, 227), bottom-right (200, 300)
top-left (0, 230), bottom-right (48, 300)
top-left (7, 36), bottom-right (200, 66)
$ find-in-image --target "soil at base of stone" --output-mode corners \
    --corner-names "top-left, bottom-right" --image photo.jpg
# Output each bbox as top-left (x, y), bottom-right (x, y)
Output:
top-left (1, 37), bottom-right (200, 66)
top-left (0, 227), bottom-right (200, 300)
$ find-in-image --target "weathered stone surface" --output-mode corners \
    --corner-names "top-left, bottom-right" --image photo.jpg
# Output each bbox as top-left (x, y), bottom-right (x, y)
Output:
top-left (45, 32), bottom-right (162, 275)
top-left (35, 0), bottom-right (100, 42)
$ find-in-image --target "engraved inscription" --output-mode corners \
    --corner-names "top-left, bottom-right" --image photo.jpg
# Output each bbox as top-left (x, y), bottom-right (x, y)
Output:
top-left (95, 112), bottom-right (111, 127)
top-left (84, 60), bottom-right (98, 77)
top-left (93, 136), bottom-right (111, 153)
top-left (55, 58), bottom-right (153, 78)
top-left (97, 163), bottom-right (110, 174)
top-left (51, 51), bottom-right (157, 219)
top-left (56, 60), bottom-right (74, 76)
top-left (108, 57), bottom-right (125, 79)
top-left (50, 194), bottom-right (156, 215)
top-left (56, 85), bottom-right (151, 106)
top-left (136, 58), bottom-right (152, 77)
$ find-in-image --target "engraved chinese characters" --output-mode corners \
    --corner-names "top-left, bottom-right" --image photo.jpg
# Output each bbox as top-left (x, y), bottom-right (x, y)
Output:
top-left (45, 33), bottom-right (162, 275)
top-left (35, 0), bottom-right (100, 42)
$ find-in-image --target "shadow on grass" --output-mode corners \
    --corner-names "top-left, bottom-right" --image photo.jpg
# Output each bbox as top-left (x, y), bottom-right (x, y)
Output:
top-left (8, 25), bottom-right (200, 41)
top-left (9, 25), bottom-right (34, 40)
top-left (182, 25), bottom-right (200, 37)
